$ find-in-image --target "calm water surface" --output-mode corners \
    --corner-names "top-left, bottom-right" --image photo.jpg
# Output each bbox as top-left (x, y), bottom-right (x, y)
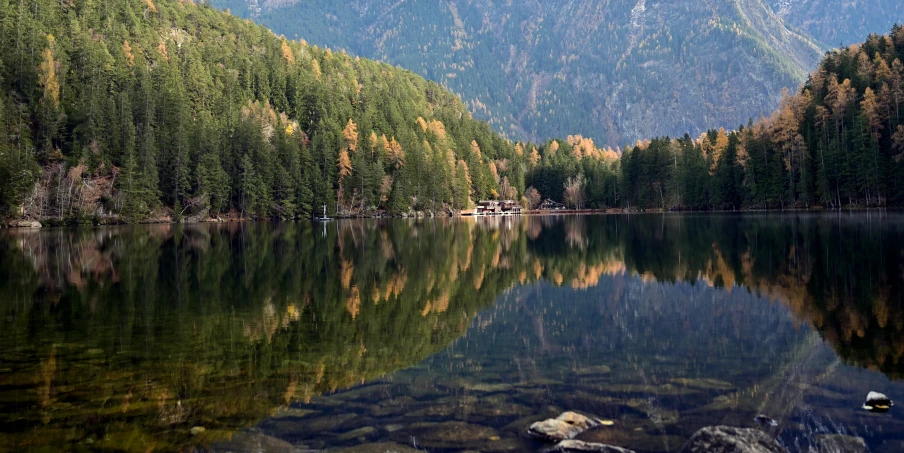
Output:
top-left (1, 214), bottom-right (903, 453)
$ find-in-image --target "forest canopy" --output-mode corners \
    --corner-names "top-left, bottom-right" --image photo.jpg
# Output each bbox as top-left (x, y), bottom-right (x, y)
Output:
top-left (0, 0), bottom-right (521, 222)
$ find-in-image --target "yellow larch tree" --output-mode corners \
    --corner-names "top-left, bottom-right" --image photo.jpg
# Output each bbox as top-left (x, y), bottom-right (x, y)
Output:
top-left (38, 35), bottom-right (60, 109)
top-left (122, 41), bottom-right (135, 67)
top-left (470, 140), bottom-right (482, 161)
top-left (311, 59), bottom-right (322, 80)
top-left (342, 119), bottom-right (359, 153)
top-left (281, 39), bottom-right (295, 64)
top-left (388, 137), bottom-right (405, 169)
top-left (528, 147), bottom-right (541, 167)
top-left (368, 131), bottom-right (379, 157)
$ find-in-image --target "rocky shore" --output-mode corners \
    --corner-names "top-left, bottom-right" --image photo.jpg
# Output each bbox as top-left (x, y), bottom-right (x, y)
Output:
top-left (214, 419), bottom-right (869, 453)
top-left (523, 412), bottom-right (789, 453)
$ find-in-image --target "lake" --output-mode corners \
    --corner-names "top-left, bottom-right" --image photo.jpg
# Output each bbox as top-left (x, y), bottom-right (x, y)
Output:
top-left (0, 213), bottom-right (902, 453)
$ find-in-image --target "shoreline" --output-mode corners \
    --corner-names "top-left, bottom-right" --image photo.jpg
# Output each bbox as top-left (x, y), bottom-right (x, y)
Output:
top-left (1, 206), bottom-right (895, 229)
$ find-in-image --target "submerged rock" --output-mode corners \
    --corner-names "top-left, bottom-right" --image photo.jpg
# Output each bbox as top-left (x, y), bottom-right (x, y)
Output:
top-left (528, 412), bottom-right (600, 442)
top-left (271, 406), bottom-right (318, 419)
top-left (398, 421), bottom-right (499, 449)
top-left (551, 439), bottom-right (636, 452)
top-left (678, 426), bottom-right (787, 453)
top-left (332, 442), bottom-right (423, 453)
top-left (575, 365), bottom-right (613, 376)
top-left (814, 434), bottom-right (867, 453)
top-left (459, 381), bottom-right (514, 393)
top-left (605, 383), bottom-right (700, 397)
top-left (863, 391), bottom-right (893, 412)
top-left (338, 426), bottom-right (378, 441)
top-left (480, 436), bottom-right (535, 453)
top-left (669, 378), bottom-right (734, 391)
top-left (211, 431), bottom-right (298, 453)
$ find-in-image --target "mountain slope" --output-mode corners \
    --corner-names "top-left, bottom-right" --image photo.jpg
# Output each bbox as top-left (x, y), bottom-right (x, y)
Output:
top-left (769, 0), bottom-right (903, 46)
top-left (0, 0), bottom-right (520, 222)
top-left (212, 0), bottom-right (826, 146)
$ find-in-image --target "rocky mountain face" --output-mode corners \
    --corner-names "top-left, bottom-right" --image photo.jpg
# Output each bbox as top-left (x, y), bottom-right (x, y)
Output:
top-left (210, 0), bottom-right (891, 146)
top-left (768, 0), bottom-right (902, 46)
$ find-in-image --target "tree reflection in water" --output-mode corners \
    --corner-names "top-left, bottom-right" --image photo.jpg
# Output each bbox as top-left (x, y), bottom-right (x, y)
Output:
top-left (0, 213), bottom-right (901, 452)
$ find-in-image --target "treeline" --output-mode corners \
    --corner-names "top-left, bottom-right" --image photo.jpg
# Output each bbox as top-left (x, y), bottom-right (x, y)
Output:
top-left (0, 0), bottom-right (522, 222)
top-left (613, 25), bottom-right (904, 209)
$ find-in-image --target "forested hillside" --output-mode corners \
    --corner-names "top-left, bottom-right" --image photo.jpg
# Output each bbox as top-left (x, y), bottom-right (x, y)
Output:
top-left (0, 0), bottom-right (521, 223)
top-left (212, 0), bottom-right (825, 145)
top-left (609, 26), bottom-right (904, 209)
top-left (1, 0), bottom-right (903, 223)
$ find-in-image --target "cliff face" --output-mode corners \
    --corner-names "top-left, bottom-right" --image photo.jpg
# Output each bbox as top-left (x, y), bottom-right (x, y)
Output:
top-left (768, 0), bottom-right (903, 46)
top-left (213, 0), bottom-right (830, 146)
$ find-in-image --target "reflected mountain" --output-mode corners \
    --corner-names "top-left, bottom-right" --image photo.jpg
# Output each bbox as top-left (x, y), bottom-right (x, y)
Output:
top-left (0, 213), bottom-right (902, 452)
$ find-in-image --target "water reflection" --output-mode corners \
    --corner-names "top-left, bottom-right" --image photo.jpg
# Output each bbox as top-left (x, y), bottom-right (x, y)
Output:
top-left (0, 213), bottom-right (902, 452)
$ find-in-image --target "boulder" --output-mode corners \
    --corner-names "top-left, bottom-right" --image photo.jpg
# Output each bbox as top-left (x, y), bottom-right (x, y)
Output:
top-left (8, 220), bottom-right (42, 228)
top-left (551, 439), bottom-right (636, 452)
top-left (528, 412), bottom-right (600, 442)
top-left (678, 426), bottom-right (788, 453)
top-left (754, 415), bottom-right (778, 427)
top-left (863, 391), bottom-right (893, 412)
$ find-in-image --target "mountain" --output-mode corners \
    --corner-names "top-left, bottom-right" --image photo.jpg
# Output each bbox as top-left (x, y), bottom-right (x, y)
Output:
top-left (211, 0), bottom-right (832, 146)
top-left (0, 0), bottom-right (521, 223)
top-left (514, 24), bottom-right (904, 211)
top-left (768, 0), bottom-right (903, 46)
top-left (2, 0), bottom-right (903, 224)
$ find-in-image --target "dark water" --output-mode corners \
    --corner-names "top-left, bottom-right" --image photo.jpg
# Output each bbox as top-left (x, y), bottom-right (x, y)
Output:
top-left (1, 214), bottom-right (903, 453)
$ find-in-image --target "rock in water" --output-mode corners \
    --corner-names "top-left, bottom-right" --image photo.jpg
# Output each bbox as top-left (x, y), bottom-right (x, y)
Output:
top-left (528, 412), bottom-right (600, 442)
top-left (754, 415), bottom-right (778, 427)
top-left (551, 439), bottom-right (636, 452)
top-left (8, 220), bottom-right (42, 228)
top-left (678, 426), bottom-right (788, 453)
top-left (863, 391), bottom-right (893, 412)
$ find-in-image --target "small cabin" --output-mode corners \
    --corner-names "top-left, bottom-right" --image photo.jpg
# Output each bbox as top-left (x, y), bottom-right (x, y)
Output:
top-left (539, 199), bottom-right (566, 210)
top-left (475, 200), bottom-right (523, 216)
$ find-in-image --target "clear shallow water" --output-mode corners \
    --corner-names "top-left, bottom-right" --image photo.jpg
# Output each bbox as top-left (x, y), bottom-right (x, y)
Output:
top-left (0, 214), bottom-right (903, 452)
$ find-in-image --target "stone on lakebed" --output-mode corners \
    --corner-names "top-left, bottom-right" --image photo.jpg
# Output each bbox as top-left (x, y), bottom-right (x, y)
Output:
top-left (678, 426), bottom-right (787, 453)
top-left (528, 411), bottom-right (600, 442)
top-left (551, 439), bottom-right (636, 452)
